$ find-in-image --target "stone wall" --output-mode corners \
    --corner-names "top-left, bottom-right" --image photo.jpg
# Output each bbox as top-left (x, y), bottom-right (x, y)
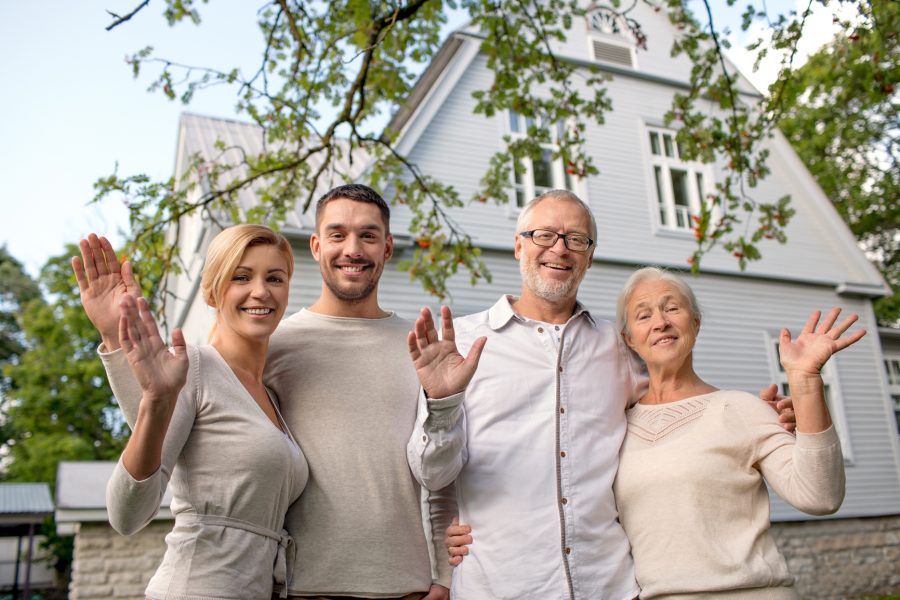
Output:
top-left (66, 515), bottom-right (900, 599)
top-left (68, 521), bottom-right (168, 600)
top-left (772, 514), bottom-right (900, 599)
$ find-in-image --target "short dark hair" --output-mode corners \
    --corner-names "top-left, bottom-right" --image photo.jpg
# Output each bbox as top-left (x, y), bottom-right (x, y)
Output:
top-left (315, 184), bottom-right (391, 232)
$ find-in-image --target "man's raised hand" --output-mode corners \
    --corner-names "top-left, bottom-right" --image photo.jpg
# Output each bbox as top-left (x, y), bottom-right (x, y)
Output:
top-left (407, 306), bottom-right (486, 399)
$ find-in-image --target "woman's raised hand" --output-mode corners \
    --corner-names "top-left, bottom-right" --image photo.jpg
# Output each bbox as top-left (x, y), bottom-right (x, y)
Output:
top-left (778, 308), bottom-right (866, 376)
top-left (119, 295), bottom-right (188, 404)
top-left (71, 234), bottom-right (140, 350)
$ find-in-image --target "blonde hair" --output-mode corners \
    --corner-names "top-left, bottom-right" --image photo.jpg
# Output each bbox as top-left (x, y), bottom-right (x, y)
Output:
top-left (615, 266), bottom-right (702, 335)
top-left (201, 224), bottom-right (294, 339)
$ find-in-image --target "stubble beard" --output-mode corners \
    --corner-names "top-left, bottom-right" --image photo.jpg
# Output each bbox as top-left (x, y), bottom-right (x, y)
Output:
top-left (519, 258), bottom-right (583, 303)
top-left (321, 261), bottom-right (381, 304)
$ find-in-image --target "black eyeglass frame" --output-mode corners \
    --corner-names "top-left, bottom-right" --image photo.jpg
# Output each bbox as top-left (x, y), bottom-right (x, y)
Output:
top-left (519, 229), bottom-right (595, 252)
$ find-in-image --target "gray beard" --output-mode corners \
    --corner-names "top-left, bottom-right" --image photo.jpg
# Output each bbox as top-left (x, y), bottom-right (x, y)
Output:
top-left (520, 259), bottom-right (579, 302)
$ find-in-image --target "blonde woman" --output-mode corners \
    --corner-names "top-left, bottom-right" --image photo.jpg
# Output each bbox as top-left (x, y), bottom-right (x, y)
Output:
top-left (72, 225), bottom-right (308, 599)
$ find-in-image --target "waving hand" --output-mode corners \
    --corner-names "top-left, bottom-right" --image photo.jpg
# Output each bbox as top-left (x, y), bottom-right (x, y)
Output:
top-left (408, 306), bottom-right (486, 399)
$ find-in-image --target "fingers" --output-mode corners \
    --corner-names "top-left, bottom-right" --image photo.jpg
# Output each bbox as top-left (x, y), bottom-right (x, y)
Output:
top-left (778, 327), bottom-right (791, 347)
top-left (119, 296), bottom-right (140, 351)
top-left (99, 236), bottom-right (121, 276)
top-left (830, 312), bottom-right (858, 338)
top-left (71, 256), bottom-right (88, 292)
top-left (79, 238), bottom-right (99, 283)
top-left (171, 328), bottom-right (187, 359)
top-left (464, 336), bottom-right (487, 372)
top-left (407, 331), bottom-right (421, 361)
top-left (121, 259), bottom-right (138, 292)
top-left (440, 305), bottom-right (455, 343)
top-left (414, 307), bottom-right (438, 347)
top-left (817, 307), bottom-right (840, 334)
top-left (801, 310), bottom-right (821, 334)
top-left (758, 383), bottom-right (779, 404)
top-left (136, 297), bottom-right (164, 350)
top-left (87, 234), bottom-right (110, 276)
top-left (833, 327), bottom-right (866, 351)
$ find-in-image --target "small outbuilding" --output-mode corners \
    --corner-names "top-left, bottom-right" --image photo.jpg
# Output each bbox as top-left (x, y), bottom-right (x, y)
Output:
top-left (0, 482), bottom-right (54, 598)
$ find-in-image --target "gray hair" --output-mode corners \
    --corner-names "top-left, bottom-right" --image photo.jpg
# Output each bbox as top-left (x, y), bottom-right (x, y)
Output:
top-left (516, 189), bottom-right (598, 241)
top-left (615, 267), bottom-right (702, 334)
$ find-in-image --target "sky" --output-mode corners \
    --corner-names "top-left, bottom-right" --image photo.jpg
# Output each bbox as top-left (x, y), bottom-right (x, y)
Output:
top-left (0, 1), bottom-right (847, 278)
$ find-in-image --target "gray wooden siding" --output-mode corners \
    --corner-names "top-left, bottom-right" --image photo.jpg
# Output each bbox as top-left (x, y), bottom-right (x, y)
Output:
top-left (273, 238), bottom-right (900, 519)
top-left (396, 53), bottom-right (880, 289)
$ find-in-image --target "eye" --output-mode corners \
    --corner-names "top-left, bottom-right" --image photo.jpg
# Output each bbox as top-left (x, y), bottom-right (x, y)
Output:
top-left (328, 232), bottom-right (345, 241)
top-left (666, 304), bottom-right (680, 312)
top-left (267, 275), bottom-right (285, 284)
top-left (231, 274), bottom-right (250, 282)
top-left (361, 232), bottom-right (378, 240)
top-left (533, 230), bottom-right (556, 242)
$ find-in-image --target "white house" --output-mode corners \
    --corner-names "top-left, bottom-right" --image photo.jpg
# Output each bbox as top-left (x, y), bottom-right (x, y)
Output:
top-left (92, 3), bottom-right (900, 598)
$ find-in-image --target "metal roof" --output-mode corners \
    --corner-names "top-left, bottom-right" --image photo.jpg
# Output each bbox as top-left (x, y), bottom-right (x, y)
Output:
top-left (176, 113), bottom-right (371, 232)
top-left (0, 483), bottom-right (53, 516)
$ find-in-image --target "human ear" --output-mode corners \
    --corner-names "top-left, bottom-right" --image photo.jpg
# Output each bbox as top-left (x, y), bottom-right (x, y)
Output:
top-left (384, 234), bottom-right (394, 261)
top-left (310, 233), bottom-right (321, 263)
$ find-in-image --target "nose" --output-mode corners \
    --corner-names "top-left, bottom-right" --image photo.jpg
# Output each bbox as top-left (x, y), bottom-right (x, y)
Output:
top-left (650, 310), bottom-right (669, 330)
top-left (250, 277), bottom-right (272, 298)
top-left (549, 234), bottom-right (570, 254)
top-left (344, 234), bottom-right (364, 257)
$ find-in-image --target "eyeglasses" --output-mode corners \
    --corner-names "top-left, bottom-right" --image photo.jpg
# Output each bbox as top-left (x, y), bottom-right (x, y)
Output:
top-left (519, 229), bottom-right (595, 252)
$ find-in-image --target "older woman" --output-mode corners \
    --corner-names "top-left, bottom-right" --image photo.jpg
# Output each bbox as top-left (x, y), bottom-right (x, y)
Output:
top-left (72, 225), bottom-right (308, 599)
top-left (612, 266), bottom-right (863, 599)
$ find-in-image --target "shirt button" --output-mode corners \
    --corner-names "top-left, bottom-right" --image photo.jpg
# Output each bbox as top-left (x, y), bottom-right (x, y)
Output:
top-left (422, 435), bottom-right (427, 442)
top-left (561, 497), bottom-right (568, 504)
top-left (560, 451), bottom-right (566, 457)
top-left (558, 365), bottom-right (563, 372)
top-left (565, 547), bottom-right (572, 555)
top-left (537, 327), bottom-right (544, 333)
top-left (555, 325), bottom-right (560, 331)
top-left (560, 407), bottom-right (565, 414)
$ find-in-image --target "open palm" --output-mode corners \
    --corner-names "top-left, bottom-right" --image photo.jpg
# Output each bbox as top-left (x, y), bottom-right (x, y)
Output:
top-left (779, 308), bottom-right (866, 376)
top-left (71, 234), bottom-right (140, 348)
top-left (119, 295), bottom-right (189, 403)
top-left (407, 306), bottom-right (486, 399)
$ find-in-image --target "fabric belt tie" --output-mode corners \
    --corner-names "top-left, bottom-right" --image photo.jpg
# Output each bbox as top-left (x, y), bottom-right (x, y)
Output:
top-left (180, 513), bottom-right (295, 598)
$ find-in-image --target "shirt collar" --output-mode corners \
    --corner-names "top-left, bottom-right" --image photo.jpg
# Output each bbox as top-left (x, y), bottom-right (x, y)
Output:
top-left (486, 295), bottom-right (596, 330)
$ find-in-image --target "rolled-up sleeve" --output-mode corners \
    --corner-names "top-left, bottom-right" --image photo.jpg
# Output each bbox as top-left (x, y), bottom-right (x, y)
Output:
top-left (407, 390), bottom-right (467, 491)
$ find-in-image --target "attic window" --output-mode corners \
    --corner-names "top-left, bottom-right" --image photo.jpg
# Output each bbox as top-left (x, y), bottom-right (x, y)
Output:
top-left (591, 39), bottom-right (633, 67)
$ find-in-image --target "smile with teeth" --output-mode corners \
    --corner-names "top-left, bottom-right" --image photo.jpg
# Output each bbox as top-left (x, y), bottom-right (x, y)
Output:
top-left (242, 308), bottom-right (273, 315)
top-left (337, 264), bottom-right (370, 273)
top-left (542, 262), bottom-right (571, 271)
top-left (653, 335), bottom-right (677, 346)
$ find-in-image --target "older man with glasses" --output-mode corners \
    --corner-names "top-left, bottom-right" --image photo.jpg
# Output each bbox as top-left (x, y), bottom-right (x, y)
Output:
top-left (407, 189), bottom-right (645, 599)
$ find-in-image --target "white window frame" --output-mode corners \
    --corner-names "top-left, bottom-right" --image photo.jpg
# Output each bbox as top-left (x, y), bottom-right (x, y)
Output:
top-left (506, 110), bottom-right (582, 212)
top-left (883, 353), bottom-right (900, 437)
top-left (644, 124), bottom-right (717, 233)
top-left (764, 331), bottom-right (854, 461)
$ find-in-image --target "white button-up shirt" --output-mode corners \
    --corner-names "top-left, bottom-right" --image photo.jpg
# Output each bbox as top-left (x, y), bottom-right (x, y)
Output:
top-left (408, 296), bottom-right (646, 600)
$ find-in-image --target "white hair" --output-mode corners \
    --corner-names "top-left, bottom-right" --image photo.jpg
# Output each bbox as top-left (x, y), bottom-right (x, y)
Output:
top-left (615, 266), bottom-right (702, 334)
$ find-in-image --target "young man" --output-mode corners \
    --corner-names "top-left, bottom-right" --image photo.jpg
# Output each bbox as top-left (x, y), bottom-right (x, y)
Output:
top-left (74, 184), bottom-right (452, 600)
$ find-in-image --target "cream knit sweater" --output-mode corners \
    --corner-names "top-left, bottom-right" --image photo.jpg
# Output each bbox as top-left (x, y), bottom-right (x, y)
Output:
top-left (614, 389), bottom-right (844, 599)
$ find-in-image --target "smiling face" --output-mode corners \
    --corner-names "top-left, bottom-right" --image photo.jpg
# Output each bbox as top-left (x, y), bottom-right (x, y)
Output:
top-left (622, 279), bottom-right (700, 370)
top-left (515, 196), bottom-right (594, 305)
top-left (213, 244), bottom-right (291, 343)
top-left (310, 197), bottom-right (393, 309)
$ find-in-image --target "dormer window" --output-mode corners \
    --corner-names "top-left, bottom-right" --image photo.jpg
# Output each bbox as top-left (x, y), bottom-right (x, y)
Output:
top-left (587, 6), bottom-right (637, 68)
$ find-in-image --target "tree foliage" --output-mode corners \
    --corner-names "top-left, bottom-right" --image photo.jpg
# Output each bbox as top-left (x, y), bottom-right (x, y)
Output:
top-left (93, 0), bottom-right (883, 307)
top-left (0, 246), bottom-right (41, 370)
top-left (777, 0), bottom-right (899, 325)
top-left (1, 248), bottom-right (126, 486)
